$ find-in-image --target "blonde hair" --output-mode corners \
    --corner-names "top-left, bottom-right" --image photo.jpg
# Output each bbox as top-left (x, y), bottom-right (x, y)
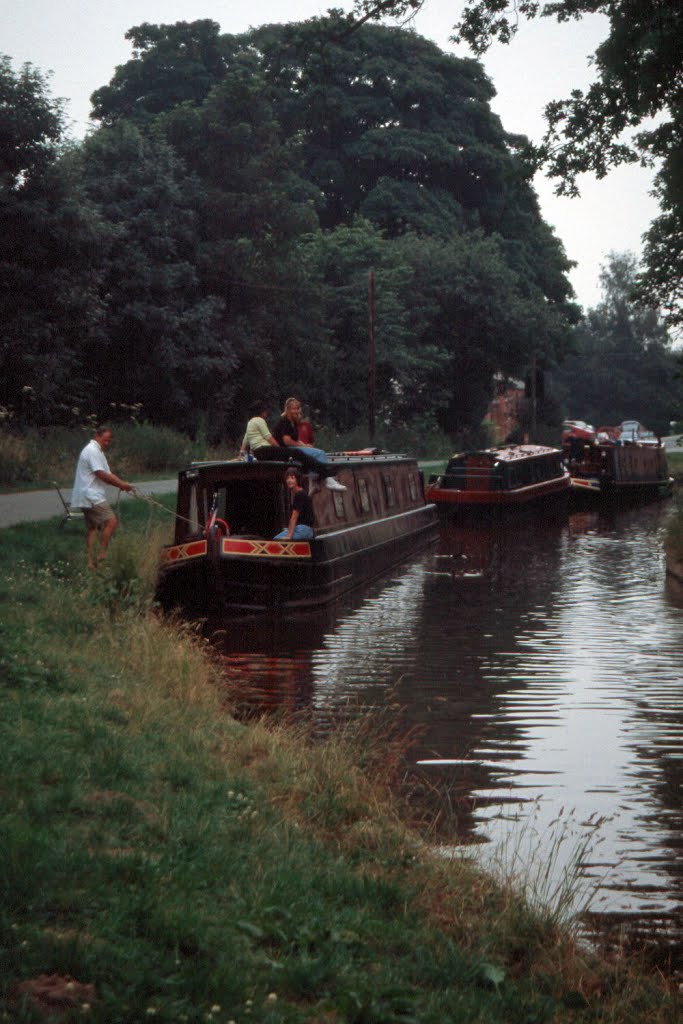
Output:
top-left (282, 397), bottom-right (301, 417)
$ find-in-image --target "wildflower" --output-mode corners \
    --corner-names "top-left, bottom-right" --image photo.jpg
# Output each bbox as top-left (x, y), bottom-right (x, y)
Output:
top-left (266, 992), bottom-right (278, 1002)
top-left (146, 1009), bottom-right (157, 1016)
top-left (210, 1007), bottom-right (221, 1014)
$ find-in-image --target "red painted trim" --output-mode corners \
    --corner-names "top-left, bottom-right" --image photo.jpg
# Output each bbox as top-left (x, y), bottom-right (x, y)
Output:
top-left (220, 537), bottom-right (311, 558)
top-left (425, 474), bottom-right (570, 506)
top-left (160, 539), bottom-right (208, 564)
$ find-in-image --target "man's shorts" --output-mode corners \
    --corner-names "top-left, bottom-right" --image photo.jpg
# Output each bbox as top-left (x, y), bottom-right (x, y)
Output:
top-left (82, 502), bottom-right (116, 529)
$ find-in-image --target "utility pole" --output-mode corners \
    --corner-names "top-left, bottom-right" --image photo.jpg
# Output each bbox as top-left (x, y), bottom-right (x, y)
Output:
top-left (530, 352), bottom-right (537, 442)
top-left (368, 268), bottom-right (376, 444)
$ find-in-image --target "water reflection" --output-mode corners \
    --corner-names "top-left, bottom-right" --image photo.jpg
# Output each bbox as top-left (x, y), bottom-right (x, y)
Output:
top-left (208, 501), bottom-right (683, 970)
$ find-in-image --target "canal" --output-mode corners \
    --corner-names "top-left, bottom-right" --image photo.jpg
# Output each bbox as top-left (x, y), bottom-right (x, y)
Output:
top-left (210, 499), bottom-right (683, 971)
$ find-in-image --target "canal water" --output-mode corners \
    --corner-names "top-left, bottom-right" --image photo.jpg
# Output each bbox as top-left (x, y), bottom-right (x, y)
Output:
top-left (210, 500), bottom-right (683, 970)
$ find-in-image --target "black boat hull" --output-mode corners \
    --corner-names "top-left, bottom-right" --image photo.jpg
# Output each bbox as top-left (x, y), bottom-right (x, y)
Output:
top-left (159, 505), bottom-right (438, 614)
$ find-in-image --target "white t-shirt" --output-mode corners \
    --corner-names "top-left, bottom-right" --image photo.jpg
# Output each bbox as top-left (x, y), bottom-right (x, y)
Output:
top-left (70, 439), bottom-right (111, 508)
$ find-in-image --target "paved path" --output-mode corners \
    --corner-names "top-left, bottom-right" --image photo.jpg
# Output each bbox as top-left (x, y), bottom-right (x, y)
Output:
top-left (0, 480), bottom-right (177, 530)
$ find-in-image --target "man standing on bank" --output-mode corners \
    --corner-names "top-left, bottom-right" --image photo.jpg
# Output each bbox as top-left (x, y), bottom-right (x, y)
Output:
top-left (70, 425), bottom-right (134, 568)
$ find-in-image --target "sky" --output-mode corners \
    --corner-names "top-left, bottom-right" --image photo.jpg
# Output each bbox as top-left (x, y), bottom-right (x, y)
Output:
top-left (1, 0), bottom-right (659, 311)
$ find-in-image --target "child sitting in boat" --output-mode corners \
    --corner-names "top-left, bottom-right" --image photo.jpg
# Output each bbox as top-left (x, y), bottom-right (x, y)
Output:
top-left (274, 468), bottom-right (315, 541)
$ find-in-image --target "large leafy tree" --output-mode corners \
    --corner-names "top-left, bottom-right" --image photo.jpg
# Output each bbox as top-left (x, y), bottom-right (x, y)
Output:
top-left (0, 58), bottom-right (103, 424)
top-left (79, 121), bottom-right (229, 431)
top-left (90, 20), bottom-right (229, 127)
top-left (295, 219), bottom-right (414, 429)
top-left (553, 253), bottom-right (683, 434)
top-left (92, 32), bottom-right (322, 427)
top-left (160, 58), bottom-right (322, 421)
top-left (245, 16), bottom-right (578, 423)
top-left (353, 0), bottom-right (683, 328)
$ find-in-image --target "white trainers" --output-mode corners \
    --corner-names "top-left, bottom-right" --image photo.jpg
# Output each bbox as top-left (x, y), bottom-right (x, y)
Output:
top-left (325, 477), bottom-right (346, 492)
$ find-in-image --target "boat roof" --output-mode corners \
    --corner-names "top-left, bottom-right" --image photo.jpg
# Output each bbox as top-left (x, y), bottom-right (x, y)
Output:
top-left (450, 444), bottom-right (562, 464)
top-left (182, 451), bottom-right (417, 477)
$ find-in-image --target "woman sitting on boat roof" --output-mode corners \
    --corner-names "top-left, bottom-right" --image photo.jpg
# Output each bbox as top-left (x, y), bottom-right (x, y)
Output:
top-left (239, 400), bottom-right (279, 457)
top-left (273, 397), bottom-right (345, 492)
top-left (242, 397), bottom-right (345, 492)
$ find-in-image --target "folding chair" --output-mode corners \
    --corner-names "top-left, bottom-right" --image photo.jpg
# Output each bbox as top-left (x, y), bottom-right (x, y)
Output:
top-left (52, 482), bottom-right (85, 526)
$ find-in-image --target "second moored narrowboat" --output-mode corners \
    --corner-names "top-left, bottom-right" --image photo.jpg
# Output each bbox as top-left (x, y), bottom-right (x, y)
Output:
top-left (424, 444), bottom-right (570, 512)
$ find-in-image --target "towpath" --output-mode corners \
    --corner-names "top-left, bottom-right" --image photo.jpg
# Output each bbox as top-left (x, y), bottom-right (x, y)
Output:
top-left (0, 480), bottom-right (178, 530)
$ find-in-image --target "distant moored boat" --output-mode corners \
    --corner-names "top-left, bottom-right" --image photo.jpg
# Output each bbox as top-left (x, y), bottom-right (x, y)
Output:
top-left (424, 444), bottom-right (570, 512)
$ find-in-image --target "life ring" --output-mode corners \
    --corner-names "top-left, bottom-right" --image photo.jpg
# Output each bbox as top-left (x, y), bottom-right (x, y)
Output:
top-left (206, 517), bottom-right (229, 537)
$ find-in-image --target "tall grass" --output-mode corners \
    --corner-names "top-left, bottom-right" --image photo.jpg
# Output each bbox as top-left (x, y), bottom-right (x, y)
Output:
top-left (665, 494), bottom-right (683, 563)
top-left (0, 423), bottom-right (231, 489)
top-left (0, 507), bottom-right (679, 1022)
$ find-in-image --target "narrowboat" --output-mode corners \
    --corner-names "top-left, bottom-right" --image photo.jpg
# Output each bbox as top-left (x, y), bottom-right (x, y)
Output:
top-left (424, 444), bottom-right (570, 512)
top-left (157, 453), bottom-right (438, 613)
top-left (563, 433), bottom-right (673, 502)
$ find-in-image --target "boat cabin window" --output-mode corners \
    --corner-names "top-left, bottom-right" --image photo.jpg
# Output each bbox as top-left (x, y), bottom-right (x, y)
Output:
top-left (208, 478), bottom-right (284, 538)
top-left (357, 477), bottom-right (371, 513)
top-left (408, 474), bottom-right (419, 502)
top-left (383, 475), bottom-right (396, 507)
top-left (332, 491), bottom-right (346, 519)
top-left (189, 484), bottom-right (200, 535)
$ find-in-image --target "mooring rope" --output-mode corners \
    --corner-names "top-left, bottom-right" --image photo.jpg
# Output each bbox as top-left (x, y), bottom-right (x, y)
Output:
top-left (132, 489), bottom-right (197, 529)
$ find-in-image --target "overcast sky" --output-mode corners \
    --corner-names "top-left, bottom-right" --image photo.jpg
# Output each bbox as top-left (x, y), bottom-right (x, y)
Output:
top-left (1, 0), bottom-right (658, 310)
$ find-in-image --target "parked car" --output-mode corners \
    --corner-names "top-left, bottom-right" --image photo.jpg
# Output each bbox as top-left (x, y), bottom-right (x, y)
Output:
top-left (619, 420), bottom-right (659, 444)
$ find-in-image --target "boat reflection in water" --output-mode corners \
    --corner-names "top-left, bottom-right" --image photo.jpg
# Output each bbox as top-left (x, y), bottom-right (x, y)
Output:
top-left (209, 553), bottom-right (432, 722)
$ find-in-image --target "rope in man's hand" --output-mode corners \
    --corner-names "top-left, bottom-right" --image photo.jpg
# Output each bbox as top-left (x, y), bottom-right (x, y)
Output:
top-left (134, 490), bottom-right (197, 528)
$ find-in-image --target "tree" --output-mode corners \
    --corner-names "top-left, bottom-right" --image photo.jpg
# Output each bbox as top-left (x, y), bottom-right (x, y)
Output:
top-left (352, 0), bottom-right (683, 327)
top-left (79, 121), bottom-right (229, 432)
top-left (295, 219), bottom-right (414, 430)
top-left (90, 20), bottom-right (229, 127)
top-left (553, 252), bottom-right (683, 434)
top-left (0, 58), bottom-right (103, 424)
top-left (160, 58), bottom-right (322, 425)
top-left (246, 15), bottom-right (578, 425)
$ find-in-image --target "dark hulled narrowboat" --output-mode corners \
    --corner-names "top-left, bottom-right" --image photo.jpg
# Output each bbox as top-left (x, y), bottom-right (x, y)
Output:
top-left (563, 436), bottom-right (673, 501)
top-left (424, 444), bottom-right (570, 512)
top-left (157, 453), bottom-right (438, 613)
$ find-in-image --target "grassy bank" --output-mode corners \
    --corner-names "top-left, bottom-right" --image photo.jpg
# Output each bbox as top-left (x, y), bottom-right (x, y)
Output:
top-left (0, 504), bottom-right (678, 1023)
top-left (668, 451), bottom-right (683, 484)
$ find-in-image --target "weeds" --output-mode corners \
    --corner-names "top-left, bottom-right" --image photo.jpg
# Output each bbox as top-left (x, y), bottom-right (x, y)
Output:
top-left (665, 492), bottom-right (683, 562)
